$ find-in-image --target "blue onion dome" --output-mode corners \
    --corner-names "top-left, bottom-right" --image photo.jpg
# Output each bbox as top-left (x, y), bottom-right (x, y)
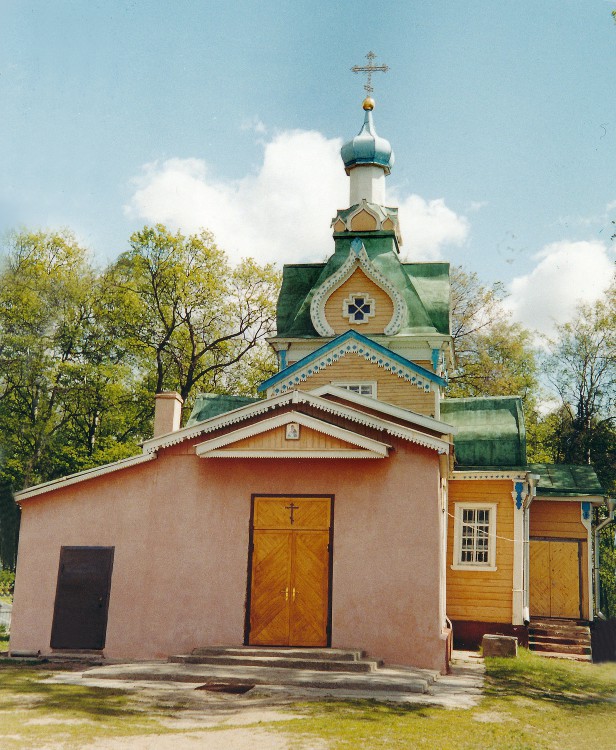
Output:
top-left (340, 97), bottom-right (395, 175)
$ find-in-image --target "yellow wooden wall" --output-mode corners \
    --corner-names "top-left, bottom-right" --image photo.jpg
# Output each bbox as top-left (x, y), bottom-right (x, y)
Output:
top-left (530, 500), bottom-right (586, 539)
top-left (324, 268), bottom-right (394, 335)
top-left (299, 353), bottom-right (437, 416)
top-left (447, 480), bottom-right (514, 624)
top-left (226, 425), bottom-right (361, 452)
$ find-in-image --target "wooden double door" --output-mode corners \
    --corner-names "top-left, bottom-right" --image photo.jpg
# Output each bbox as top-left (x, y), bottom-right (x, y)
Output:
top-left (248, 496), bottom-right (332, 647)
top-left (529, 539), bottom-right (582, 619)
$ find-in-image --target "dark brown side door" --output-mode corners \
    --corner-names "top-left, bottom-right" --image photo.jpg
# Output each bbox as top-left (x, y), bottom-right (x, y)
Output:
top-left (50, 546), bottom-right (114, 650)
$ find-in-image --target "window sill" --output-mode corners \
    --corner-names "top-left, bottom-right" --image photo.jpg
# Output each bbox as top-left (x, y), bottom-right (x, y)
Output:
top-left (450, 564), bottom-right (498, 572)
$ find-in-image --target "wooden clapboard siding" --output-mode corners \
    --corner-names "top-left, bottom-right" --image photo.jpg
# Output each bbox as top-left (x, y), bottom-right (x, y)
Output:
top-left (228, 425), bottom-right (359, 452)
top-left (350, 209), bottom-right (377, 231)
top-left (300, 354), bottom-right (437, 416)
top-left (324, 268), bottom-right (394, 335)
top-left (530, 500), bottom-right (586, 539)
top-left (447, 480), bottom-right (515, 624)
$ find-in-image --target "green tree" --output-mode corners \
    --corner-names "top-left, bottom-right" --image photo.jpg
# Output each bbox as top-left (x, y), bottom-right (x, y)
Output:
top-left (0, 230), bottom-right (146, 489)
top-left (448, 265), bottom-right (539, 412)
top-left (108, 225), bottom-right (280, 414)
top-left (541, 278), bottom-right (616, 491)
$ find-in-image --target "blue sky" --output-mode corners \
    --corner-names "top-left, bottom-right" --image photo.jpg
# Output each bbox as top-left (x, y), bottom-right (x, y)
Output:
top-left (1, 1), bottom-right (615, 335)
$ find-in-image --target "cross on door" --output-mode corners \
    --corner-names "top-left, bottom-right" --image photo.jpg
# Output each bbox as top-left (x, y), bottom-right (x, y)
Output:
top-left (285, 502), bottom-right (299, 525)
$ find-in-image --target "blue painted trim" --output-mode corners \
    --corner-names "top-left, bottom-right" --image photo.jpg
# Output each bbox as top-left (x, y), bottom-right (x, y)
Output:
top-left (279, 349), bottom-right (287, 370)
top-left (258, 330), bottom-right (446, 393)
top-left (431, 348), bottom-right (440, 372)
top-left (582, 501), bottom-right (591, 521)
top-left (514, 481), bottom-right (524, 510)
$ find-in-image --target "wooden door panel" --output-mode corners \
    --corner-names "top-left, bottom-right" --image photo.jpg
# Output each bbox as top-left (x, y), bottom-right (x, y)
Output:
top-left (50, 546), bottom-right (114, 650)
top-left (253, 497), bottom-right (331, 530)
top-left (550, 542), bottom-right (580, 619)
top-left (290, 531), bottom-right (329, 647)
top-left (249, 497), bottom-right (332, 647)
top-left (529, 541), bottom-right (551, 617)
top-left (530, 539), bottom-right (581, 619)
top-left (249, 531), bottom-right (292, 645)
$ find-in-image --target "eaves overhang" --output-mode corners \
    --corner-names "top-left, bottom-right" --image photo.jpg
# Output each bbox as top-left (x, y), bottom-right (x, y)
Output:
top-left (14, 453), bottom-right (158, 503)
top-left (142, 388), bottom-right (451, 455)
top-left (258, 330), bottom-right (446, 396)
top-left (194, 410), bottom-right (391, 459)
top-left (309, 384), bottom-right (456, 435)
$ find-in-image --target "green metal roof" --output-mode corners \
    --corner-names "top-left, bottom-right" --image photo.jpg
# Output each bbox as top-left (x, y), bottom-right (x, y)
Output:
top-left (528, 463), bottom-right (604, 497)
top-left (276, 234), bottom-right (450, 338)
top-left (186, 394), bottom-right (261, 427)
top-left (441, 396), bottom-right (526, 468)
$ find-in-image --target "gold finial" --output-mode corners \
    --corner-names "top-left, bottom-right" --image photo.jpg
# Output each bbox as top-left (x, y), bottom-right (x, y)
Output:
top-left (362, 97), bottom-right (375, 111)
top-left (351, 51), bottom-right (389, 100)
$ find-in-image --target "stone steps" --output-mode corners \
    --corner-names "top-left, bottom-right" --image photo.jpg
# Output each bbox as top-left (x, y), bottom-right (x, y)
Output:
top-left (82, 646), bottom-right (439, 695)
top-left (170, 647), bottom-right (380, 673)
top-left (191, 646), bottom-right (364, 661)
top-left (528, 619), bottom-right (592, 662)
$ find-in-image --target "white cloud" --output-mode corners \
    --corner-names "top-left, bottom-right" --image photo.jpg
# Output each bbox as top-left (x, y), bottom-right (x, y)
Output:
top-left (504, 240), bottom-right (615, 338)
top-left (395, 194), bottom-right (469, 260)
top-left (125, 129), bottom-right (469, 265)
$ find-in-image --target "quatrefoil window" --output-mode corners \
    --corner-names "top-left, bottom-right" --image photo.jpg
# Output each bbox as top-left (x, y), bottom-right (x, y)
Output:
top-left (343, 293), bottom-right (376, 324)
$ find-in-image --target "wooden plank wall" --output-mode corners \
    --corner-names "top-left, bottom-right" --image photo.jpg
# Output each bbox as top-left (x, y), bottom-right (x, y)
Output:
top-left (530, 500), bottom-right (586, 538)
top-left (301, 355), bottom-right (437, 416)
top-left (324, 269), bottom-right (394, 335)
top-left (447, 480), bottom-right (515, 624)
top-left (228, 426), bottom-right (360, 451)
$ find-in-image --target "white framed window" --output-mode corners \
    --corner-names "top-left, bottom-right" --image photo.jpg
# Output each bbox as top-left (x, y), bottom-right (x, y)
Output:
top-left (332, 382), bottom-right (377, 398)
top-left (452, 502), bottom-right (497, 571)
top-left (343, 292), bottom-right (376, 324)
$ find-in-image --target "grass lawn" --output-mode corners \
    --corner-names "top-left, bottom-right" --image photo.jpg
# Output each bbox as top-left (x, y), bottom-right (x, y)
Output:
top-left (0, 649), bottom-right (613, 749)
top-left (277, 649), bottom-right (616, 749)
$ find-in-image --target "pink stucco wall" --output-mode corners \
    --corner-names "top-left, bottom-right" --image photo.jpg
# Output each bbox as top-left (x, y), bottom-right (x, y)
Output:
top-left (11, 437), bottom-right (447, 671)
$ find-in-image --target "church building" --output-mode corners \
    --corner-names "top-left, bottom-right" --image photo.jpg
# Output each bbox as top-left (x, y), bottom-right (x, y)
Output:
top-left (9, 94), bottom-right (607, 672)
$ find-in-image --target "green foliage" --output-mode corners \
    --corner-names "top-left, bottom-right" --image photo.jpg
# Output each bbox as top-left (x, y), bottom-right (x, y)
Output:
top-left (539, 278), bottom-right (616, 493)
top-left (599, 525), bottom-right (616, 619)
top-left (448, 265), bottom-right (539, 413)
top-left (107, 225), bottom-right (280, 415)
top-left (0, 226), bottom-right (280, 502)
top-left (0, 569), bottom-right (14, 597)
top-left (0, 483), bottom-right (18, 571)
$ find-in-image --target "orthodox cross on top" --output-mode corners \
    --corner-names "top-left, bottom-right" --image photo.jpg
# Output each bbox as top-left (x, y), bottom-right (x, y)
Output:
top-left (351, 51), bottom-right (389, 96)
top-left (285, 502), bottom-right (299, 525)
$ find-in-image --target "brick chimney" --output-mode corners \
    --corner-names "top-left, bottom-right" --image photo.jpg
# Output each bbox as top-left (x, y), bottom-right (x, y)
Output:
top-left (153, 391), bottom-right (183, 437)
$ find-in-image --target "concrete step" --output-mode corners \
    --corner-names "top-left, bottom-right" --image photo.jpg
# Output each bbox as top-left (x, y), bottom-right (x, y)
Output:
top-left (529, 640), bottom-right (591, 655)
top-left (529, 623), bottom-right (590, 635)
top-left (170, 653), bottom-right (380, 673)
top-left (529, 619), bottom-right (588, 631)
top-left (529, 633), bottom-right (591, 648)
top-left (532, 650), bottom-right (592, 663)
top-left (169, 649), bottom-right (382, 673)
top-left (191, 646), bottom-right (364, 661)
top-left (528, 619), bottom-right (592, 662)
top-left (81, 660), bottom-right (434, 694)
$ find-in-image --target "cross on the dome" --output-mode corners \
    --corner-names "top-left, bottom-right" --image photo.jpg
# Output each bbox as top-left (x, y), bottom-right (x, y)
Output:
top-left (351, 51), bottom-right (389, 96)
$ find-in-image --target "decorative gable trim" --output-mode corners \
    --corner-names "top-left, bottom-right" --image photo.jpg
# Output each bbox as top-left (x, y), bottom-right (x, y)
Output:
top-left (310, 240), bottom-right (407, 336)
top-left (309, 384), bottom-right (456, 434)
top-left (143, 386), bottom-right (450, 455)
top-left (194, 411), bottom-right (390, 459)
top-left (259, 330), bottom-right (445, 397)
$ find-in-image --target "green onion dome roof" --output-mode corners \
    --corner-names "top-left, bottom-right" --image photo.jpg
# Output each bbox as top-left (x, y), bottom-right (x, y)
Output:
top-left (340, 98), bottom-right (394, 175)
